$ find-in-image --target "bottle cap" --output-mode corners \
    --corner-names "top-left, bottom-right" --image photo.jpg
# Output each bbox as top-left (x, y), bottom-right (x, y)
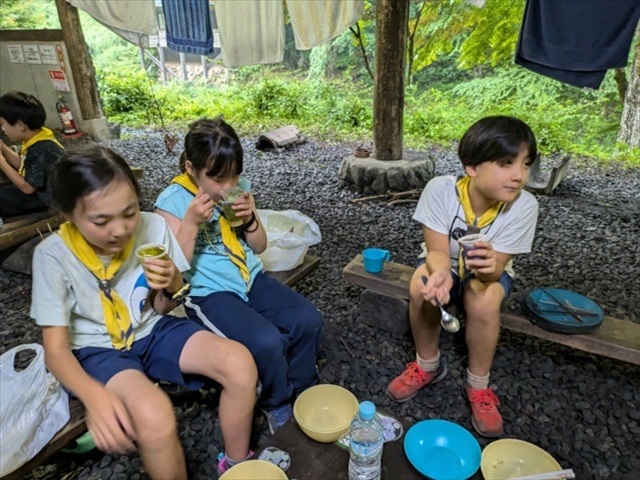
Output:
top-left (359, 401), bottom-right (376, 420)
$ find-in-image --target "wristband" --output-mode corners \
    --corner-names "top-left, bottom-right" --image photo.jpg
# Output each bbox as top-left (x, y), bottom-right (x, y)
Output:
top-left (242, 212), bottom-right (259, 233)
top-left (163, 282), bottom-right (191, 303)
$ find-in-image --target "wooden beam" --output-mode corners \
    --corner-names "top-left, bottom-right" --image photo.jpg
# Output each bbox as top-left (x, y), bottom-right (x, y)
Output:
top-left (54, 0), bottom-right (102, 120)
top-left (373, 0), bottom-right (410, 160)
top-left (342, 254), bottom-right (640, 365)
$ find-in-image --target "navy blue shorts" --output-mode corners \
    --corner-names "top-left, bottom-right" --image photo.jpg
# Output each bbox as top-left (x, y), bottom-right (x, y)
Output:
top-left (73, 316), bottom-right (208, 391)
top-left (417, 259), bottom-right (513, 311)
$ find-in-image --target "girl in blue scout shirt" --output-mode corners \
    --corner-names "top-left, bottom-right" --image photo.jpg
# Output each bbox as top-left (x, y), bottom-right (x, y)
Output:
top-left (387, 116), bottom-right (539, 438)
top-left (155, 117), bottom-right (323, 435)
top-left (0, 91), bottom-right (65, 217)
top-left (31, 146), bottom-right (257, 479)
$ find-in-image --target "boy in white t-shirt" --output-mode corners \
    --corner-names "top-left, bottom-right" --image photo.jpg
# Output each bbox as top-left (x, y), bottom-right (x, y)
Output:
top-left (387, 116), bottom-right (539, 437)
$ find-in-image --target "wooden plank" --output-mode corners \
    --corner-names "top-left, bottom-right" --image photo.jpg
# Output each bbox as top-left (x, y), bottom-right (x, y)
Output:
top-left (0, 212), bottom-right (63, 251)
top-left (256, 417), bottom-right (427, 480)
top-left (3, 399), bottom-right (87, 480)
top-left (342, 255), bottom-right (413, 300)
top-left (501, 312), bottom-right (640, 366)
top-left (342, 254), bottom-right (640, 365)
top-left (267, 255), bottom-right (320, 287)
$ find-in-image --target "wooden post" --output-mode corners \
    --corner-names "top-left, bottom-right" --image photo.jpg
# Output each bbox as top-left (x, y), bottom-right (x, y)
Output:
top-left (54, 0), bottom-right (102, 120)
top-left (372, 0), bottom-right (409, 161)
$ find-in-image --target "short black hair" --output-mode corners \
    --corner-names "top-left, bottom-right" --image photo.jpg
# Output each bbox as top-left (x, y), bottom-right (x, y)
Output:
top-left (0, 90), bottom-right (46, 130)
top-left (458, 116), bottom-right (537, 167)
top-left (52, 146), bottom-right (140, 214)
top-left (183, 117), bottom-right (243, 179)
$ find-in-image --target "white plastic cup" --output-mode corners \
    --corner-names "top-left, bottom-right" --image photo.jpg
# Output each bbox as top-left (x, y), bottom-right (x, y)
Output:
top-left (457, 233), bottom-right (485, 260)
top-left (135, 243), bottom-right (168, 274)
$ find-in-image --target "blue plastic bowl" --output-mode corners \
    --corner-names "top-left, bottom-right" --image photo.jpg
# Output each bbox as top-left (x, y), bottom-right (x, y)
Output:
top-left (404, 419), bottom-right (481, 480)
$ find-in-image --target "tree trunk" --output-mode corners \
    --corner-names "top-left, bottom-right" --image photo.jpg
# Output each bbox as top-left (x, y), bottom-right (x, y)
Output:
top-left (373, 0), bottom-right (410, 160)
top-left (617, 25), bottom-right (640, 148)
top-left (55, 0), bottom-right (102, 120)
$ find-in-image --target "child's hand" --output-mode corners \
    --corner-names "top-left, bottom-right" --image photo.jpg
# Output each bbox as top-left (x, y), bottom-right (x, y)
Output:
top-left (184, 187), bottom-right (214, 226)
top-left (85, 387), bottom-right (137, 454)
top-left (421, 269), bottom-right (453, 306)
top-left (142, 256), bottom-right (181, 292)
top-left (232, 191), bottom-right (255, 221)
top-left (464, 240), bottom-right (497, 275)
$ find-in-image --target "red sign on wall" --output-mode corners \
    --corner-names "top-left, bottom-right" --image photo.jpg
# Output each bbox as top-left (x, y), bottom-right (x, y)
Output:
top-left (49, 70), bottom-right (70, 91)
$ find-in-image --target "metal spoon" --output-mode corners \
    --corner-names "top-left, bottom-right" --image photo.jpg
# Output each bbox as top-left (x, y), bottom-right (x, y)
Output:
top-left (421, 276), bottom-right (460, 333)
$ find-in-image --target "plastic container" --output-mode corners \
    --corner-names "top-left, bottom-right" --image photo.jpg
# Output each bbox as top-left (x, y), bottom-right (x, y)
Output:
top-left (348, 401), bottom-right (384, 480)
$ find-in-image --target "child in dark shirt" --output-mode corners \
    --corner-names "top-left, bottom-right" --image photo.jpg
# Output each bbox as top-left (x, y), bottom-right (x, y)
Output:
top-left (0, 91), bottom-right (64, 217)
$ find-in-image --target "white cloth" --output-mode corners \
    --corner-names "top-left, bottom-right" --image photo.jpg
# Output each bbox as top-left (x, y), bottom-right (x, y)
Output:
top-left (68, 0), bottom-right (157, 36)
top-left (287, 0), bottom-right (364, 50)
top-left (215, 0), bottom-right (284, 68)
top-left (413, 176), bottom-right (538, 277)
top-left (31, 212), bottom-right (189, 350)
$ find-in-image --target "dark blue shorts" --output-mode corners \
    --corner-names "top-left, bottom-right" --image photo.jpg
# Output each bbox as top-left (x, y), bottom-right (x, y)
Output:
top-left (417, 259), bottom-right (513, 311)
top-left (73, 316), bottom-right (208, 391)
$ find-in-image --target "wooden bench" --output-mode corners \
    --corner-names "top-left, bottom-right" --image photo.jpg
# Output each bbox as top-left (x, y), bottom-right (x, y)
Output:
top-left (0, 210), bottom-right (63, 251)
top-left (343, 254), bottom-right (640, 366)
top-left (4, 254), bottom-right (320, 480)
top-left (0, 168), bottom-right (144, 252)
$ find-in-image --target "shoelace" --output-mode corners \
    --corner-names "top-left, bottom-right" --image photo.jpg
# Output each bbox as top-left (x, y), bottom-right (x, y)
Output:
top-left (468, 388), bottom-right (500, 412)
top-left (402, 362), bottom-right (429, 384)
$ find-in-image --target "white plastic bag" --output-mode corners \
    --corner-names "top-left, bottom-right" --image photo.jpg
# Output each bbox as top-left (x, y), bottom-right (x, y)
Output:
top-left (257, 209), bottom-right (322, 272)
top-left (0, 344), bottom-right (70, 476)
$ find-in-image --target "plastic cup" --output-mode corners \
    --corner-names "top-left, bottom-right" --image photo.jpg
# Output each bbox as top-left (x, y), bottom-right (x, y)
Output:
top-left (135, 243), bottom-right (168, 274)
top-left (457, 234), bottom-right (485, 261)
top-left (220, 186), bottom-right (245, 228)
top-left (362, 248), bottom-right (391, 274)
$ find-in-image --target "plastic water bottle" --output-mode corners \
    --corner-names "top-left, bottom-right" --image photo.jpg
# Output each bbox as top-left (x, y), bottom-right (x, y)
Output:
top-left (348, 401), bottom-right (384, 480)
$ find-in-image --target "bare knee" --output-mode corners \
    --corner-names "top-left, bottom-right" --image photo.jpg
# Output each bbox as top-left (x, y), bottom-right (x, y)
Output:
top-left (130, 389), bottom-right (178, 450)
top-left (220, 343), bottom-right (258, 393)
top-left (464, 281), bottom-right (503, 325)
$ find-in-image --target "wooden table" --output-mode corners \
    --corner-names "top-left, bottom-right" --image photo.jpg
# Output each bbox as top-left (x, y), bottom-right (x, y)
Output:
top-left (256, 418), bottom-right (424, 480)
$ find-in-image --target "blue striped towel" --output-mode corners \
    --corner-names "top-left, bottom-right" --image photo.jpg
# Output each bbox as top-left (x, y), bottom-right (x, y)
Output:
top-left (162, 0), bottom-right (213, 55)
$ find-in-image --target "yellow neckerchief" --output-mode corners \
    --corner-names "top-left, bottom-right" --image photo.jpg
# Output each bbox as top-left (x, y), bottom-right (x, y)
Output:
top-left (171, 173), bottom-right (250, 285)
top-left (58, 222), bottom-right (135, 350)
top-left (19, 127), bottom-right (64, 176)
top-left (455, 175), bottom-right (505, 278)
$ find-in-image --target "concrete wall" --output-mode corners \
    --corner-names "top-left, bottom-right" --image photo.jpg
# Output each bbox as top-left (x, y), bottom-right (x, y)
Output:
top-left (0, 29), bottom-right (107, 139)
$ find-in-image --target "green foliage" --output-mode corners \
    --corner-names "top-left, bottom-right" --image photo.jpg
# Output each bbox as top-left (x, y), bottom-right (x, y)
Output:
top-left (0, 0), bottom-right (59, 29)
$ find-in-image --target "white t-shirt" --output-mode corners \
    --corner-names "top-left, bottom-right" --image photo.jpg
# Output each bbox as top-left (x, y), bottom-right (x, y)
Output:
top-left (31, 212), bottom-right (189, 350)
top-left (413, 175), bottom-right (538, 277)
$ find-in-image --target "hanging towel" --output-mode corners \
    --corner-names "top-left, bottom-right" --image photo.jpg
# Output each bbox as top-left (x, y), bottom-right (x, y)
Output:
top-left (515, 0), bottom-right (640, 89)
top-left (68, 0), bottom-right (157, 36)
top-left (162, 0), bottom-right (214, 55)
top-left (215, 0), bottom-right (284, 68)
top-left (286, 0), bottom-right (364, 51)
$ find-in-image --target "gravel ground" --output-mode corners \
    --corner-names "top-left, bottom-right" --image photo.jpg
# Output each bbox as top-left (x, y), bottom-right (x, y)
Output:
top-left (2, 127), bottom-right (639, 480)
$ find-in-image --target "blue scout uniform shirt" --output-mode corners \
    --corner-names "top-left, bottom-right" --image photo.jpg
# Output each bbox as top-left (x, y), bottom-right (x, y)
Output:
top-left (154, 177), bottom-right (262, 300)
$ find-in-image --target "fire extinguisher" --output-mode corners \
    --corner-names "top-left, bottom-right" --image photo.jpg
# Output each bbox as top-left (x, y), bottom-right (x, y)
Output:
top-left (56, 96), bottom-right (79, 135)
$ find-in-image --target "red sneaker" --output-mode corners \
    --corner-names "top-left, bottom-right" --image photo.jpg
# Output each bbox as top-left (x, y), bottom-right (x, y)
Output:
top-left (386, 360), bottom-right (448, 402)
top-left (464, 386), bottom-right (504, 437)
